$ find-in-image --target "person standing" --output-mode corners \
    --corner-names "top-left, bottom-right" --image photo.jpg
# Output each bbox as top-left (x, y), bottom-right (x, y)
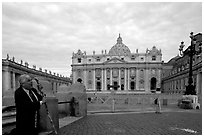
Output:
top-left (155, 97), bottom-right (161, 114)
top-left (14, 74), bottom-right (45, 134)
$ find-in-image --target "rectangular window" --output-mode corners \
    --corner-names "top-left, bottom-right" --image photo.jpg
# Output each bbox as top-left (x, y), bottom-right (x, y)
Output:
top-left (78, 58), bottom-right (81, 63)
top-left (152, 56), bottom-right (156, 61)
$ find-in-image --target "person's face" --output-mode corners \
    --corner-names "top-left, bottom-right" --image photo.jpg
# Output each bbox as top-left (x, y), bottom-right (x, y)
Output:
top-left (22, 76), bottom-right (33, 90)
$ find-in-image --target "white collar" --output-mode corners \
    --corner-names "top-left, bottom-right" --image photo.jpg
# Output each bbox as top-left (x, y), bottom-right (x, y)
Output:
top-left (22, 87), bottom-right (30, 94)
top-left (22, 87), bottom-right (38, 102)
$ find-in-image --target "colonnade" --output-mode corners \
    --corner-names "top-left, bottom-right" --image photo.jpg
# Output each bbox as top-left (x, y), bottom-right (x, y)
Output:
top-left (2, 59), bottom-right (71, 100)
top-left (73, 67), bottom-right (161, 93)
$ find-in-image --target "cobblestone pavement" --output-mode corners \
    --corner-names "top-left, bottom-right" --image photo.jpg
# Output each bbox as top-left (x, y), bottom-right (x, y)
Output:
top-left (59, 109), bottom-right (202, 135)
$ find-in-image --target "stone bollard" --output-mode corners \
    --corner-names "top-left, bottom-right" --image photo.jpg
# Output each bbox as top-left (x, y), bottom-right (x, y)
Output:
top-left (38, 97), bottom-right (59, 134)
top-left (69, 92), bottom-right (87, 117)
top-left (163, 99), bottom-right (168, 106)
top-left (56, 82), bottom-right (87, 117)
top-left (32, 77), bottom-right (59, 134)
top-left (56, 85), bottom-right (72, 117)
top-left (67, 82), bottom-right (87, 117)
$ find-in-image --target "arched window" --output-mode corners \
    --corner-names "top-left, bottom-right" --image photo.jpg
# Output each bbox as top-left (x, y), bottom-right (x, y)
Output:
top-left (121, 84), bottom-right (124, 90)
top-left (150, 77), bottom-right (157, 90)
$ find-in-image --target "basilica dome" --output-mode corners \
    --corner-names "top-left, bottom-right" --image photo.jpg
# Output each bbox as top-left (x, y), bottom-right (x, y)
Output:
top-left (108, 34), bottom-right (131, 56)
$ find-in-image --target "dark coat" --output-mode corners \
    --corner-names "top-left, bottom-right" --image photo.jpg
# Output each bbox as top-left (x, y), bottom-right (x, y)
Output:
top-left (14, 86), bottom-right (43, 135)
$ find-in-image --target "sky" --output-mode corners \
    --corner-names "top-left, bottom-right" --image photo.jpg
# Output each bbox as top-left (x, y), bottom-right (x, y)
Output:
top-left (2, 2), bottom-right (202, 77)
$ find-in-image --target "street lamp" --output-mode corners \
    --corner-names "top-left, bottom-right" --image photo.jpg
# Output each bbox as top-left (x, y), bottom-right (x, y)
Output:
top-left (179, 32), bottom-right (201, 95)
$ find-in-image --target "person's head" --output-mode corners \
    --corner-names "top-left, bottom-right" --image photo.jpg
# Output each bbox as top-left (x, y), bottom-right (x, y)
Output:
top-left (19, 74), bottom-right (33, 90)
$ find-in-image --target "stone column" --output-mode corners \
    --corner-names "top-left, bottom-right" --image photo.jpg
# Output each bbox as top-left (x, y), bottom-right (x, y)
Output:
top-left (197, 72), bottom-right (202, 95)
top-left (110, 68), bottom-right (112, 86)
top-left (83, 69), bottom-right (87, 89)
top-left (118, 68), bottom-right (121, 90)
top-left (157, 69), bottom-right (161, 89)
top-left (136, 69), bottom-right (139, 90)
top-left (145, 69), bottom-right (149, 92)
top-left (53, 81), bottom-right (56, 92)
top-left (73, 70), bottom-right (76, 84)
top-left (124, 68), bottom-right (127, 90)
top-left (93, 69), bottom-right (95, 90)
top-left (101, 69), bottom-right (104, 90)
top-left (127, 68), bottom-right (129, 90)
top-left (15, 75), bottom-right (20, 88)
top-left (104, 69), bottom-right (107, 90)
top-left (12, 72), bottom-right (16, 91)
top-left (55, 82), bottom-right (58, 92)
top-left (2, 70), bottom-right (11, 97)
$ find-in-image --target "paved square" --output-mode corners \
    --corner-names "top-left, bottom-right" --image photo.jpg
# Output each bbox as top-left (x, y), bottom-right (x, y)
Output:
top-left (59, 110), bottom-right (201, 135)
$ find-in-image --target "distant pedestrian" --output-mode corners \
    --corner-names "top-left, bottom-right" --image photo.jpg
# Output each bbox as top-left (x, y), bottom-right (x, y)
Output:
top-left (70, 97), bottom-right (76, 116)
top-left (14, 74), bottom-right (45, 134)
top-left (155, 97), bottom-right (161, 114)
top-left (88, 97), bottom-right (92, 103)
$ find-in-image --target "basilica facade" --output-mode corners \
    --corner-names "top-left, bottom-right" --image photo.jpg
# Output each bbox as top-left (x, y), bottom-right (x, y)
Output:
top-left (71, 34), bottom-right (163, 93)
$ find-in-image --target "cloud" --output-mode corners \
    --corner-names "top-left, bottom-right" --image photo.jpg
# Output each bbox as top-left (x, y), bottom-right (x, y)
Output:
top-left (2, 2), bottom-right (202, 77)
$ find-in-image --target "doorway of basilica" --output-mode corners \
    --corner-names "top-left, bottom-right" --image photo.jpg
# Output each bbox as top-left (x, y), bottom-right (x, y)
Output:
top-left (130, 81), bottom-right (135, 90)
top-left (113, 81), bottom-right (118, 90)
top-left (150, 77), bottom-right (157, 91)
top-left (96, 82), bottom-right (101, 91)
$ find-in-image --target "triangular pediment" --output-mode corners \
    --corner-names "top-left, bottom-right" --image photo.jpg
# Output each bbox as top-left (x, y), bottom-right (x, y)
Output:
top-left (104, 57), bottom-right (127, 64)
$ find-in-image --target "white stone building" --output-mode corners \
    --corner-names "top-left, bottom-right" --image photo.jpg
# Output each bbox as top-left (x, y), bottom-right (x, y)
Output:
top-left (71, 34), bottom-right (163, 93)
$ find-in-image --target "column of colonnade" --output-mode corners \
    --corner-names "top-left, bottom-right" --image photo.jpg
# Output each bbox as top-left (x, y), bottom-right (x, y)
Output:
top-left (12, 72), bottom-right (16, 91)
top-left (101, 69), bottom-right (104, 90)
top-left (93, 69), bottom-right (95, 90)
top-left (2, 70), bottom-right (11, 97)
top-left (118, 69), bottom-right (121, 90)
